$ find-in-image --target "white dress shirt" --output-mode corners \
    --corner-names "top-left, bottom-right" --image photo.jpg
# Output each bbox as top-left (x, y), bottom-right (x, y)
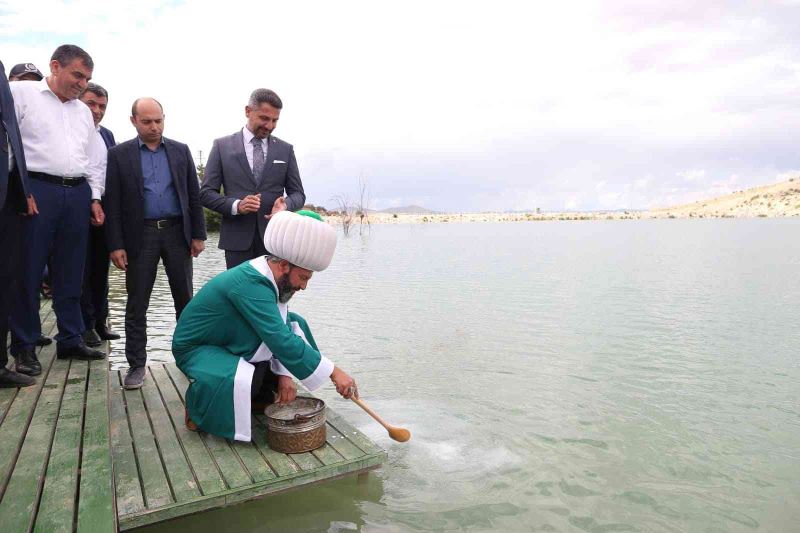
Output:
top-left (231, 126), bottom-right (270, 215)
top-left (9, 79), bottom-right (106, 199)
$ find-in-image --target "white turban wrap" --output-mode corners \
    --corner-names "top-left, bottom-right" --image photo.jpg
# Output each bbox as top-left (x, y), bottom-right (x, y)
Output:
top-left (263, 211), bottom-right (337, 271)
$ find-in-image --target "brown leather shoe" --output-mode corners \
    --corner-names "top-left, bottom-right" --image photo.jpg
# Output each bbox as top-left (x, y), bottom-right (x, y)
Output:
top-left (185, 409), bottom-right (198, 432)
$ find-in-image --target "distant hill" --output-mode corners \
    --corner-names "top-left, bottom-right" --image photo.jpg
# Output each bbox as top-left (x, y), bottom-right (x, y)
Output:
top-left (650, 178), bottom-right (800, 218)
top-left (379, 205), bottom-right (438, 214)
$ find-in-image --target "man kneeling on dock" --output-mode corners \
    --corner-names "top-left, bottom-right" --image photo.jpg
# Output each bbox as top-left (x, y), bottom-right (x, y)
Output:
top-left (172, 210), bottom-right (358, 441)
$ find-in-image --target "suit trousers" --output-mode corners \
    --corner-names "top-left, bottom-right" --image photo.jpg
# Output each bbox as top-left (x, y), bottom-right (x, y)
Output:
top-left (0, 197), bottom-right (24, 366)
top-left (124, 223), bottom-right (192, 368)
top-left (224, 225), bottom-right (267, 269)
top-left (81, 224), bottom-right (111, 330)
top-left (10, 179), bottom-right (90, 351)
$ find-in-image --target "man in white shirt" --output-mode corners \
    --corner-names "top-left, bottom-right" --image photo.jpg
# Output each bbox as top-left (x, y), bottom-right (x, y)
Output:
top-left (200, 88), bottom-right (306, 269)
top-left (9, 44), bottom-right (106, 365)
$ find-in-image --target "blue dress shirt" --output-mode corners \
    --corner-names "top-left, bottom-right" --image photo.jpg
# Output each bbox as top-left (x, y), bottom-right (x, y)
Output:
top-left (139, 138), bottom-right (181, 220)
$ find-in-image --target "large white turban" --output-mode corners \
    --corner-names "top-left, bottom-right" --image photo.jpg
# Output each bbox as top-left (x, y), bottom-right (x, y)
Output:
top-left (263, 210), bottom-right (337, 271)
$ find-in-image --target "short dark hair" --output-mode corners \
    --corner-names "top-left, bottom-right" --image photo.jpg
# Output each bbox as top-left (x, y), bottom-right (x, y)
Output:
top-left (84, 82), bottom-right (108, 99)
top-left (51, 44), bottom-right (94, 70)
top-left (248, 88), bottom-right (283, 110)
top-left (131, 97), bottom-right (164, 117)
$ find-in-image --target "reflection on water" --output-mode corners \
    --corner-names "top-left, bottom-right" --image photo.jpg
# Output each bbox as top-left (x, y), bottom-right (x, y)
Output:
top-left (110, 220), bottom-right (800, 532)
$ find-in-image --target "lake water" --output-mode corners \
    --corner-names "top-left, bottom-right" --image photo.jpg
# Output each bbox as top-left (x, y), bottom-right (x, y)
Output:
top-left (108, 220), bottom-right (800, 532)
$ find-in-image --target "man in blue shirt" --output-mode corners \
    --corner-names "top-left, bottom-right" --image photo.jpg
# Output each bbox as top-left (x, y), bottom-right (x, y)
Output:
top-left (104, 97), bottom-right (206, 389)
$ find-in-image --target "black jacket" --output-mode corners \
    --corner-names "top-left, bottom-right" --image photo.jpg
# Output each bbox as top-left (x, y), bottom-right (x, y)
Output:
top-left (0, 59), bottom-right (31, 211)
top-left (104, 137), bottom-right (206, 257)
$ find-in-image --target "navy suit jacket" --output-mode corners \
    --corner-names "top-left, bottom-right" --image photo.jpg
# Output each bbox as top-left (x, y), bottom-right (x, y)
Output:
top-left (99, 125), bottom-right (116, 149)
top-left (104, 137), bottom-right (206, 258)
top-left (0, 59), bottom-right (31, 211)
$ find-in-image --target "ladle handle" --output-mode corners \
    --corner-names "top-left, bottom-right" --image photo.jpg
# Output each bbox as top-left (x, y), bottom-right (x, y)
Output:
top-left (351, 397), bottom-right (391, 430)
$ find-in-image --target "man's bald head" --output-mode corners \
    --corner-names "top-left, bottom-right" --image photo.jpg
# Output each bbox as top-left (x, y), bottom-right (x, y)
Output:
top-left (130, 97), bottom-right (165, 147)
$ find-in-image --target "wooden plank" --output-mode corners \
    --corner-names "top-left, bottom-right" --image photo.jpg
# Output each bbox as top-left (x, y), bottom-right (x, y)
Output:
top-left (230, 439), bottom-right (276, 483)
top-left (123, 385), bottom-right (173, 508)
top-left (0, 356), bottom-right (69, 532)
top-left (326, 408), bottom-right (385, 455)
top-left (0, 388), bottom-right (17, 425)
top-left (119, 452), bottom-right (386, 531)
top-left (250, 417), bottom-right (300, 477)
top-left (109, 371), bottom-right (145, 515)
top-left (33, 360), bottom-right (88, 533)
top-left (323, 422), bottom-right (366, 461)
top-left (139, 368), bottom-right (200, 502)
top-left (76, 360), bottom-right (116, 533)
top-left (288, 450), bottom-right (323, 471)
top-left (310, 442), bottom-right (345, 466)
top-left (164, 364), bottom-right (252, 489)
top-left (0, 342), bottom-right (57, 491)
top-left (148, 366), bottom-right (226, 496)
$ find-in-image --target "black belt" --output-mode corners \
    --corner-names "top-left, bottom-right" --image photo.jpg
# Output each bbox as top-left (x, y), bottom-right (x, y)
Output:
top-left (29, 171), bottom-right (86, 187)
top-left (143, 217), bottom-right (182, 229)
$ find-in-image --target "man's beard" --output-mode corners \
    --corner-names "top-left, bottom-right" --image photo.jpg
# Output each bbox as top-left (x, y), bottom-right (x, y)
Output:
top-left (276, 272), bottom-right (297, 303)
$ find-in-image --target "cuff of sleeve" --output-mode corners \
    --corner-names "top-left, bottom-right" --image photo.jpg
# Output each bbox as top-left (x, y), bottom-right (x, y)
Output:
top-left (91, 187), bottom-right (103, 200)
top-left (231, 199), bottom-right (240, 215)
top-left (300, 355), bottom-right (334, 391)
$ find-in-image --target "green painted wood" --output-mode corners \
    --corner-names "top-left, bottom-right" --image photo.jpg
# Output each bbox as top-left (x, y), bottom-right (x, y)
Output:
top-left (326, 408), bottom-right (386, 455)
top-left (149, 366), bottom-right (226, 496)
top-left (310, 441), bottom-right (345, 466)
top-left (0, 388), bottom-right (18, 425)
top-left (164, 364), bottom-right (252, 489)
top-left (119, 452), bottom-right (386, 531)
top-left (33, 360), bottom-right (88, 533)
top-left (287, 450), bottom-right (323, 471)
top-left (109, 372), bottom-right (145, 515)
top-left (323, 422), bottom-right (366, 461)
top-left (250, 416), bottom-right (300, 477)
top-left (77, 360), bottom-right (116, 533)
top-left (0, 356), bottom-right (69, 532)
top-left (230, 438), bottom-right (276, 483)
top-left (123, 385), bottom-right (173, 508)
top-left (0, 342), bottom-right (57, 493)
top-left (139, 368), bottom-right (201, 502)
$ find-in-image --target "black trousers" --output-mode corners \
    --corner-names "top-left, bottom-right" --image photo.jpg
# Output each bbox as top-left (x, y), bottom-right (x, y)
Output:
top-left (224, 225), bottom-right (267, 270)
top-left (0, 197), bottom-right (24, 366)
top-left (124, 223), bottom-right (192, 368)
top-left (251, 362), bottom-right (279, 401)
top-left (81, 223), bottom-right (110, 331)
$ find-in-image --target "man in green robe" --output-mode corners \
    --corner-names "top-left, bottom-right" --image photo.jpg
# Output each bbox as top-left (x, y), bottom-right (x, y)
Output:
top-left (172, 210), bottom-right (357, 441)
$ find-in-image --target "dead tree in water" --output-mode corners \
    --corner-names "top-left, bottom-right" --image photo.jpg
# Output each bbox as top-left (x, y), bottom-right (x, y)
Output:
top-left (331, 194), bottom-right (353, 236)
top-left (354, 176), bottom-right (371, 235)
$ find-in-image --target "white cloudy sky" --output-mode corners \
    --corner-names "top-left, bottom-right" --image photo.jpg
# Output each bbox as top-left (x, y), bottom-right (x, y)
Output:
top-left (2, 0), bottom-right (798, 212)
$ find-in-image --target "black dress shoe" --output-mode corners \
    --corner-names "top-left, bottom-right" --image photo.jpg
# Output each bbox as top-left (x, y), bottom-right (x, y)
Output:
top-left (35, 334), bottom-right (53, 347)
top-left (13, 348), bottom-right (42, 376)
top-left (56, 343), bottom-right (105, 360)
top-left (95, 323), bottom-right (121, 341)
top-left (0, 367), bottom-right (36, 388)
top-left (82, 329), bottom-right (103, 347)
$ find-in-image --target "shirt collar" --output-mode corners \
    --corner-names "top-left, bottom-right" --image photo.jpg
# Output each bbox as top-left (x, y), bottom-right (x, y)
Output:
top-left (243, 126), bottom-right (268, 145)
top-left (138, 137), bottom-right (165, 150)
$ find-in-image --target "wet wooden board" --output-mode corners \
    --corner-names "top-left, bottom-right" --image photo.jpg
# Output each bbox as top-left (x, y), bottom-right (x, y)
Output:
top-left (115, 363), bottom-right (386, 530)
top-left (0, 302), bottom-right (117, 532)
top-left (1, 302), bottom-right (386, 531)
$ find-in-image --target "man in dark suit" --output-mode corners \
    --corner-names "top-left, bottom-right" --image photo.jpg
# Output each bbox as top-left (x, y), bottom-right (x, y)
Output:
top-left (0, 59), bottom-right (39, 386)
top-left (79, 82), bottom-right (121, 347)
top-left (104, 97), bottom-right (206, 390)
top-left (200, 88), bottom-right (305, 269)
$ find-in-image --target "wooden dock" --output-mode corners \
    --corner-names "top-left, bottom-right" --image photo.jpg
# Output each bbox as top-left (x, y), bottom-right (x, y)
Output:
top-left (0, 302), bottom-right (386, 532)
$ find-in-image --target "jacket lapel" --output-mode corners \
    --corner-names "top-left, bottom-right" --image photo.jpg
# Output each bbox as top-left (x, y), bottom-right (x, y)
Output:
top-left (164, 139), bottom-right (186, 208)
top-left (129, 140), bottom-right (144, 197)
top-left (232, 130), bottom-right (257, 187)
top-left (257, 136), bottom-right (277, 186)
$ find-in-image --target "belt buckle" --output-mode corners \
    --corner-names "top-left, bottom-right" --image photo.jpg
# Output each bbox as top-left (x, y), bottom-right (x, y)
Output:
top-left (157, 219), bottom-right (168, 229)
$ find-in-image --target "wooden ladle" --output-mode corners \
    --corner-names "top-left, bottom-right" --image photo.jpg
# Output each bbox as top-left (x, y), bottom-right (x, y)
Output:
top-left (351, 397), bottom-right (411, 442)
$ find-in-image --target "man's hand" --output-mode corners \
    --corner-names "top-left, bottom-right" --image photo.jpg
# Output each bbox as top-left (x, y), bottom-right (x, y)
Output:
top-left (276, 375), bottom-right (297, 404)
top-left (330, 366), bottom-right (359, 399)
top-left (110, 249), bottom-right (128, 271)
top-left (190, 239), bottom-right (205, 258)
top-left (90, 201), bottom-right (105, 226)
top-left (24, 194), bottom-right (38, 216)
top-left (265, 196), bottom-right (287, 220)
top-left (237, 193), bottom-right (261, 214)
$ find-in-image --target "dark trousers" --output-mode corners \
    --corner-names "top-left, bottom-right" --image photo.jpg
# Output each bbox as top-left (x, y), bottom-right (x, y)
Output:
top-left (0, 197), bottom-right (25, 367)
top-left (251, 362), bottom-right (279, 401)
top-left (224, 226), bottom-right (267, 269)
top-left (10, 179), bottom-right (90, 351)
top-left (81, 224), bottom-right (110, 331)
top-left (125, 223), bottom-right (192, 368)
